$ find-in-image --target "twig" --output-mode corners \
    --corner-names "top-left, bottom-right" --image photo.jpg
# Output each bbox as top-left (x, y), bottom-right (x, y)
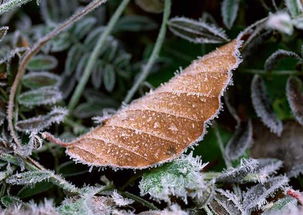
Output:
top-left (123, 0), bottom-right (172, 104)
top-left (7, 0), bottom-right (107, 149)
top-left (0, 0), bottom-right (32, 15)
top-left (68, 0), bottom-right (130, 111)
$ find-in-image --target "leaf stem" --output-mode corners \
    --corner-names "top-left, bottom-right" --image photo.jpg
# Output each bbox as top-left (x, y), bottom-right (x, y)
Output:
top-left (0, 0), bottom-right (33, 15)
top-left (68, 0), bottom-right (130, 111)
top-left (7, 0), bottom-right (107, 149)
top-left (123, 0), bottom-right (171, 104)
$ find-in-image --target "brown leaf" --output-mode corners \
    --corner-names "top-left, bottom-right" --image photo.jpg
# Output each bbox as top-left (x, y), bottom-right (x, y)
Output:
top-left (44, 40), bottom-right (242, 169)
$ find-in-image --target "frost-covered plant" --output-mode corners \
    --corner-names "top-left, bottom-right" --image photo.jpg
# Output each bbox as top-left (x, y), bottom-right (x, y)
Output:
top-left (139, 153), bottom-right (207, 203)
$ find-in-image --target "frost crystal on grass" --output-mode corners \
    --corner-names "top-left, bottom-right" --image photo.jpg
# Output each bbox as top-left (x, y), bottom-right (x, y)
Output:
top-left (251, 75), bottom-right (283, 136)
top-left (168, 17), bottom-right (229, 44)
top-left (139, 153), bottom-right (207, 203)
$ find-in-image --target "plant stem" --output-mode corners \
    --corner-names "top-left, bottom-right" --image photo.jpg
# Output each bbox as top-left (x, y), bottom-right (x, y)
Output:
top-left (7, 0), bottom-right (107, 149)
top-left (119, 191), bottom-right (158, 210)
top-left (123, 0), bottom-right (171, 104)
top-left (213, 124), bottom-right (232, 168)
top-left (241, 69), bottom-right (302, 75)
top-left (0, 0), bottom-right (32, 15)
top-left (68, 0), bottom-right (130, 111)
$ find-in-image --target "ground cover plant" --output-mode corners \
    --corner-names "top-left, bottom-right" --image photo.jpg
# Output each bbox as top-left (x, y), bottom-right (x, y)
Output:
top-left (0, 0), bottom-right (303, 214)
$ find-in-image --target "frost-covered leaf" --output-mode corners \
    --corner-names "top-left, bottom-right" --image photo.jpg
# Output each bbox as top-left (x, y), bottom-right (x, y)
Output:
top-left (243, 176), bottom-right (289, 211)
top-left (2, 199), bottom-right (58, 215)
top-left (285, 0), bottom-right (303, 17)
top-left (15, 107), bottom-right (68, 133)
top-left (27, 55), bottom-right (58, 71)
top-left (22, 71), bottom-right (61, 89)
top-left (115, 15), bottom-right (158, 32)
top-left (267, 12), bottom-right (293, 35)
top-left (0, 26), bottom-right (8, 42)
top-left (288, 163), bottom-right (303, 178)
top-left (18, 87), bottom-right (63, 106)
top-left (103, 64), bottom-right (116, 92)
top-left (286, 76), bottom-right (303, 125)
top-left (253, 159), bottom-right (283, 183)
top-left (64, 44), bottom-right (83, 76)
top-left (91, 61), bottom-right (103, 89)
top-left (264, 49), bottom-right (301, 71)
top-left (208, 189), bottom-right (243, 215)
top-left (168, 17), bottom-right (229, 44)
top-left (111, 190), bottom-right (134, 206)
top-left (50, 32), bottom-right (72, 52)
top-left (135, 0), bottom-right (164, 13)
top-left (221, 0), bottom-right (240, 29)
top-left (72, 17), bottom-right (97, 40)
top-left (139, 153), bottom-right (207, 203)
top-left (0, 47), bottom-right (28, 64)
top-left (262, 196), bottom-right (298, 215)
top-left (139, 204), bottom-right (188, 215)
top-left (216, 159), bottom-right (259, 183)
top-left (6, 170), bottom-right (52, 185)
top-left (251, 75), bottom-right (283, 136)
top-left (225, 120), bottom-right (253, 160)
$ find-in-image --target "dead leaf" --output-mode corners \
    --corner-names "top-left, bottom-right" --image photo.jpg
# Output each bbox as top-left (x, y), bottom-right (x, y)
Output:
top-left (43, 40), bottom-right (242, 169)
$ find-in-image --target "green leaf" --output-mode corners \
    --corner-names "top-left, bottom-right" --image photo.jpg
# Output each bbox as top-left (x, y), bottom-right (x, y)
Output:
top-left (27, 55), bottom-right (58, 71)
top-left (58, 161), bottom-right (88, 177)
top-left (285, 0), bottom-right (303, 17)
top-left (221, 0), bottom-right (240, 29)
top-left (1, 196), bottom-right (22, 207)
top-left (64, 44), bottom-right (84, 76)
top-left (22, 71), bottom-right (61, 89)
top-left (115, 15), bottom-right (158, 32)
top-left (18, 87), bottom-right (63, 106)
top-left (135, 0), bottom-right (164, 13)
top-left (103, 64), bottom-right (116, 92)
top-left (18, 182), bottom-right (54, 198)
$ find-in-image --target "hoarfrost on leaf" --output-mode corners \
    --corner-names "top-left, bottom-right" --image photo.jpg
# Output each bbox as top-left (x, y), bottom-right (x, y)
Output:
top-left (168, 17), bottom-right (229, 44)
top-left (251, 75), bottom-right (283, 136)
top-left (139, 153), bottom-right (207, 203)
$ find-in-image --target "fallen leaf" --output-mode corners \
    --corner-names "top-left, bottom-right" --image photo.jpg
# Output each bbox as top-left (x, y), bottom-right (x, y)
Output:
top-left (43, 40), bottom-right (242, 169)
